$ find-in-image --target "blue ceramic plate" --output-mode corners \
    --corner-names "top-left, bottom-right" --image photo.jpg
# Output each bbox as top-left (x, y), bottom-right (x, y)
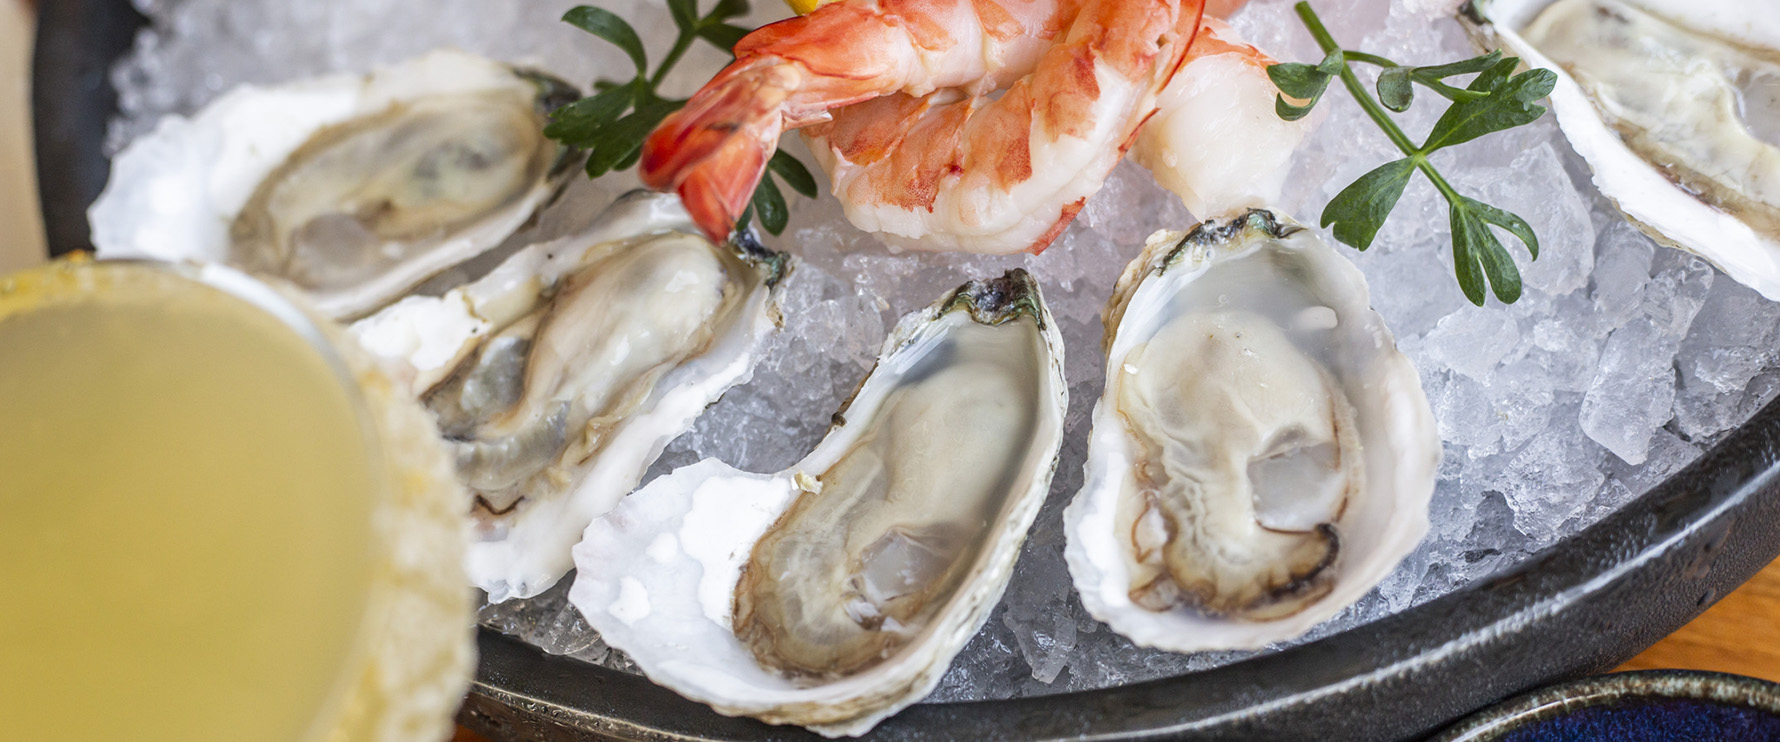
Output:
top-left (1432, 670), bottom-right (1780, 742)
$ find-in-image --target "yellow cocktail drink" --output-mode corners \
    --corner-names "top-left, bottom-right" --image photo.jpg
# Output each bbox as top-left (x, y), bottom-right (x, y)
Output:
top-left (0, 261), bottom-right (383, 741)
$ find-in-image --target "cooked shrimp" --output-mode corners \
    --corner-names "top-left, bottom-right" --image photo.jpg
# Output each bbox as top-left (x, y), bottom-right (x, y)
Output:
top-left (640, 0), bottom-right (1207, 254)
top-left (1132, 18), bottom-right (1313, 219)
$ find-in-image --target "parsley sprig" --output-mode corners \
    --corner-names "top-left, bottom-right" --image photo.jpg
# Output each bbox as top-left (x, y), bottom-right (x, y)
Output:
top-left (544, 2), bottom-right (818, 236)
top-left (1267, 2), bottom-right (1557, 305)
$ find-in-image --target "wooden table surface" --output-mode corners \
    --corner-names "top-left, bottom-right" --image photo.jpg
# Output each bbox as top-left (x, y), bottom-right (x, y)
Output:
top-left (1618, 554), bottom-right (1780, 681)
top-left (453, 555), bottom-right (1780, 741)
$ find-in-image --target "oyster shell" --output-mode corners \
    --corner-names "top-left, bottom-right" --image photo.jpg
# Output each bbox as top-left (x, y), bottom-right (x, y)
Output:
top-left (353, 191), bottom-right (787, 602)
top-left (1065, 211), bottom-right (1438, 651)
top-left (90, 49), bottom-right (579, 319)
top-left (569, 270), bottom-right (1066, 737)
top-left (1461, 0), bottom-right (1780, 298)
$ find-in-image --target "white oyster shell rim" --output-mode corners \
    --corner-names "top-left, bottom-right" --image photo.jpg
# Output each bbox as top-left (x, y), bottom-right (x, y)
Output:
top-left (1064, 213), bottom-right (1440, 652)
top-left (1460, 0), bottom-right (1780, 300)
top-left (89, 48), bottom-right (576, 319)
top-left (569, 273), bottom-right (1068, 737)
top-left (350, 190), bottom-right (728, 396)
top-left (352, 191), bottom-right (788, 603)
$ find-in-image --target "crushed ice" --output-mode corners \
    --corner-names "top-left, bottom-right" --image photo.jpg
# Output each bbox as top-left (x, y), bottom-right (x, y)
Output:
top-left (109, 0), bottom-right (1780, 702)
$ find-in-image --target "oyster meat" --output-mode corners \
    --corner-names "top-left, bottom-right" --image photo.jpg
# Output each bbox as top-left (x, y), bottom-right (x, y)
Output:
top-left (91, 49), bottom-right (579, 319)
top-left (1462, 0), bottom-right (1780, 298)
top-left (569, 271), bottom-right (1066, 737)
top-left (353, 191), bottom-right (787, 602)
top-left (1065, 211), bottom-right (1439, 651)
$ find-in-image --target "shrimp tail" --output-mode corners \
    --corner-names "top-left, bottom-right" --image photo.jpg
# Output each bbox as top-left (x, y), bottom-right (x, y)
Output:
top-left (640, 61), bottom-right (791, 242)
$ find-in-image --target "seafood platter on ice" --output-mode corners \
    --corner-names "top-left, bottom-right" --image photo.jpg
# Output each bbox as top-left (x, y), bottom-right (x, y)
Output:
top-left (28, 0), bottom-right (1780, 736)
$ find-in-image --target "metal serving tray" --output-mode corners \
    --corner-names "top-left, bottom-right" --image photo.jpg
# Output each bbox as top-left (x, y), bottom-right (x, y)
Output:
top-left (32, 2), bottom-right (1780, 738)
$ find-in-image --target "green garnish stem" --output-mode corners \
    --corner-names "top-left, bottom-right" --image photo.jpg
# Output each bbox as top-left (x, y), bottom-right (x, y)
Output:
top-left (1293, 3), bottom-right (1467, 206)
top-left (650, 33), bottom-right (696, 90)
top-left (1339, 50), bottom-right (1397, 67)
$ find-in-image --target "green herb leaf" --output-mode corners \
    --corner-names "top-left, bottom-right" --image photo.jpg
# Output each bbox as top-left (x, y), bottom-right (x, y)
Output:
top-left (1268, 48), bottom-right (1343, 121)
top-left (1451, 198), bottom-right (1523, 304)
top-left (1422, 58), bottom-right (1556, 151)
top-left (584, 140), bottom-right (636, 180)
top-left (543, 81), bottom-right (636, 147)
top-left (1412, 50), bottom-right (1502, 80)
top-left (585, 99), bottom-right (680, 178)
top-left (1374, 51), bottom-right (1502, 107)
top-left (1412, 75), bottom-right (1490, 104)
top-left (697, 23), bottom-right (752, 52)
top-left (1269, 50), bottom-right (1343, 99)
top-left (1276, 1), bottom-right (1553, 305)
top-left (614, 137), bottom-right (647, 172)
top-left (1276, 96), bottom-right (1313, 122)
top-left (562, 6), bottom-right (648, 75)
top-left (667, 0), bottom-right (698, 31)
top-left (769, 150), bottom-right (818, 198)
top-left (1320, 157), bottom-right (1415, 251)
top-left (551, 0), bottom-right (813, 238)
top-left (1449, 219), bottom-right (1489, 306)
top-left (1467, 197), bottom-right (1540, 260)
top-left (706, 0), bottom-right (751, 22)
top-left (1377, 66), bottom-right (1414, 112)
top-left (752, 173), bottom-right (789, 235)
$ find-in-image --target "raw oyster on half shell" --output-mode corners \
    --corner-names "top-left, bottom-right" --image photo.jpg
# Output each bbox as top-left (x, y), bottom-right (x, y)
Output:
top-left (1462, 0), bottom-right (1780, 298)
top-left (569, 270), bottom-right (1066, 737)
top-left (1065, 211), bottom-right (1439, 652)
top-left (91, 49), bottom-right (579, 319)
top-left (353, 191), bottom-right (787, 602)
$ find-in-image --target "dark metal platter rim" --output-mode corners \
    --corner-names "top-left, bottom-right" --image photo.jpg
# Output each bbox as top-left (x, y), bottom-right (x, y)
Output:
top-left (33, 3), bottom-right (1780, 740)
